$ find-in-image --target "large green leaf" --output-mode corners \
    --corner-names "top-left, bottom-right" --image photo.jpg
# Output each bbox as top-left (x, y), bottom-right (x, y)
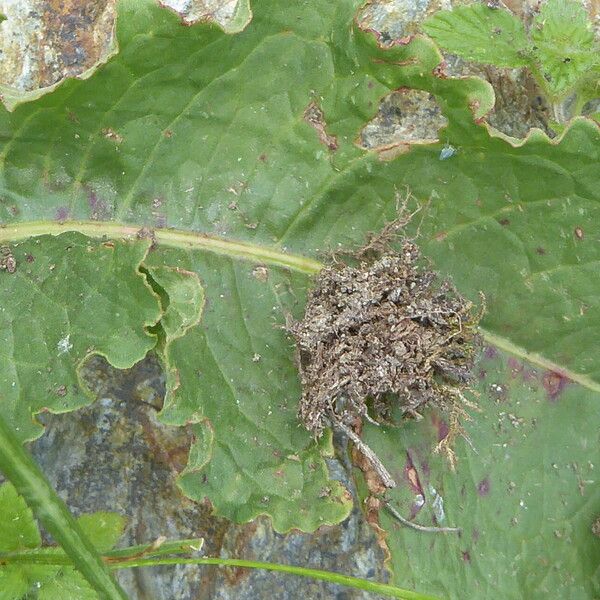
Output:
top-left (143, 249), bottom-right (352, 531)
top-left (359, 347), bottom-right (600, 598)
top-left (0, 1), bottom-right (598, 587)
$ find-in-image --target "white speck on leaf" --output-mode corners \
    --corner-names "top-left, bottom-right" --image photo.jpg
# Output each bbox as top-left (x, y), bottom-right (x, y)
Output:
top-left (57, 335), bottom-right (73, 355)
top-left (439, 144), bottom-right (457, 160)
top-left (428, 484), bottom-right (446, 522)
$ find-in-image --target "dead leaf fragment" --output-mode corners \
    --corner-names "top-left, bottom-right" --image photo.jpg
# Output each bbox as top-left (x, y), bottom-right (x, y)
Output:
top-left (303, 101), bottom-right (339, 151)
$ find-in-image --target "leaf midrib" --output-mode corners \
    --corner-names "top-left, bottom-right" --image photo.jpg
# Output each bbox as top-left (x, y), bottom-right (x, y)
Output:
top-left (0, 220), bottom-right (322, 274)
top-left (2, 218), bottom-right (597, 395)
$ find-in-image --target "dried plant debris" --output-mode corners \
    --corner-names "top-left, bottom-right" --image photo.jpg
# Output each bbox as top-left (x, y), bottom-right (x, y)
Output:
top-left (592, 516), bottom-right (600, 538)
top-left (0, 246), bottom-right (16, 273)
top-left (289, 228), bottom-right (482, 488)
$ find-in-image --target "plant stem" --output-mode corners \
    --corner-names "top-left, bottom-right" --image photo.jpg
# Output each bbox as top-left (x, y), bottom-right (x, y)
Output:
top-left (0, 538), bottom-right (203, 566)
top-left (335, 420), bottom-right (397, 488)
top-left (114, 558), bottom-right (437, 600)
top-left (104, 538), bottom-right (203, 560)
top-left (0, 412), bottom-right (128, 600)
top-left (0, 550), bottom-right (440, 600)
top-left (384, 501), bottom-right (461, 534)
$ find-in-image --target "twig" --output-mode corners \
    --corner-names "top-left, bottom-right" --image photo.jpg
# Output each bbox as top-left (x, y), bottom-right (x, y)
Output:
top-left (384, 501), bottom-right (461, 534)
top-left (335, 420), bottom-right (396, 488)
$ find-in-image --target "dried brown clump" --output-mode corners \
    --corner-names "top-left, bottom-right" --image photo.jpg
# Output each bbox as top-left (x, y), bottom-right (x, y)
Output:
top-left (289, 235), bottom-right (481, 485)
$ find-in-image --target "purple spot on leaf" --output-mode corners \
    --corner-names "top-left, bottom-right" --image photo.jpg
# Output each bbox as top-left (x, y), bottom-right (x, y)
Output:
top-left (542, 370), bottom-right (570, 401)
top-left (484, 346), bottom-right (498, 359)
top-left (88, 190), bottom-right (110, 220)
top-left (507, 357), bottom-right (523, 378)
top-left (404, 451), bottom-right (424, 497)
top-left (477, 478), bottom-right (490, 496)
top-left (55, 206), bottom-right (69, 221)
top-left (437, 420), bottom-right (449, 442)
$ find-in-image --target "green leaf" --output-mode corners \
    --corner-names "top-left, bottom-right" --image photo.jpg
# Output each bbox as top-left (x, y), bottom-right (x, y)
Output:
top-left (359, 346), bottom-right (600, 598)
top-left (422, 4), bottom-right (530, 67)
top-left (0, 481), bottom-right (40, 551)
top-left (144, 250), bottom-right (353, 531)
top-left (0, 233), bottom-right (161, 441)
top-left (76, 513), bottom-right (126, 554)
top-left (0, 483), bottom-right (50, 599)
top-left (0, 567), bottom-right (37, 600)
top-left (36, 571), bottom-right (98, 600)
top-left (0, 483), bottom-right (127, 600)
top-left (0, 0), bottom-right (598, 570)
top-left (144, 264), bottom-right (205, 342)
top-left (531, 0), bottom-right (599, 98)
top-left (147, 258), bottom-right (352, 530)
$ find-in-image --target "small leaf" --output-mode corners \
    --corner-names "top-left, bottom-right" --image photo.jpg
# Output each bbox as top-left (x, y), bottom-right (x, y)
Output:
top-left (0, 482), bottom-right (40, 551)
top-left (0, 484), bottom-right (53, 598)
top-left (531, 0), bottom-right (598, 98)
top-left (36, 570), bottom-right (98, 600)
top-left (0, 483), bottom-right (128, 600)
top-left (76, 513), bottom-right (127, 554)
top-left (0, 567), bottom-right (33, 600)
top-left (422, 4), bottom-right (530, 67)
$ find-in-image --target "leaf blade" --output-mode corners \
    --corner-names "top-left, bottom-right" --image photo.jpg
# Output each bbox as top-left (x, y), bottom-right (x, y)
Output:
top-left (360, 346), bottom-right (600, 599)
top-left (0, 233), bottom-right (160, 441)
top-left (531, 0), bottom-right (599, 99)
top-left (422, 5), bottom-right (530, 67)
top-left (0, 0), bottom-right (599, 574)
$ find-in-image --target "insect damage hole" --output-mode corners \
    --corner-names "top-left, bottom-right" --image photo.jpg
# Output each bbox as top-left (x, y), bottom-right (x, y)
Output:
top-left (289, 211), bottom-right (482, 490)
